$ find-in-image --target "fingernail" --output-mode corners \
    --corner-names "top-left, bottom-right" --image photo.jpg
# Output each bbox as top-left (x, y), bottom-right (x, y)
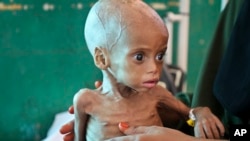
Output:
top-left (119, 122), bottom-right (129, 132)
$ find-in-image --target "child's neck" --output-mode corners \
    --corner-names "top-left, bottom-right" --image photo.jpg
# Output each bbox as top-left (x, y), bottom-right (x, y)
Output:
top-left (101, 70), bottom-right (138, 98)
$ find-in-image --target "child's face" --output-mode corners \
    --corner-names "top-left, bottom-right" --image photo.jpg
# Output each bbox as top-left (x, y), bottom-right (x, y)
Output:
top-left (109, 22), bottom-right (168, 92)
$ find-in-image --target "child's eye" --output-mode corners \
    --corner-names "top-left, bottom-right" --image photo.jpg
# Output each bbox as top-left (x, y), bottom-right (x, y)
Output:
top-left (156, 53), bottom-right (165, 61)
top-left (135, 53), bottom-right (144, 61)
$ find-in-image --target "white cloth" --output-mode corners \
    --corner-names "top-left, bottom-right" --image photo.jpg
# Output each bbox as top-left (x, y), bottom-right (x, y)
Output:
top-left (42, 111), bottom-right (74, 141)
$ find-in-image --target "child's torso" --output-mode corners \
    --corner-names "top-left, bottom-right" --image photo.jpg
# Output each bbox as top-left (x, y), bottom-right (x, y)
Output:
top-left (85, 90), bottom-right (163, 141)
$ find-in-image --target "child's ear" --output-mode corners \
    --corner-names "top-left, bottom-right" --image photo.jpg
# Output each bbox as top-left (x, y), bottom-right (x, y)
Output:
top-left (94, 47), bottom-right (110, 70)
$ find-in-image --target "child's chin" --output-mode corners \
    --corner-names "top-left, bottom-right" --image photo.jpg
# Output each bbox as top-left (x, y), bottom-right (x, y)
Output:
top-left (134, 87), bottom-right (152, 93)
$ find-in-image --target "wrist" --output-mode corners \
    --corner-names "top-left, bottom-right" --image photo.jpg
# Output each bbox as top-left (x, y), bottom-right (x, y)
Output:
top-left (186, 108), bottom-right (196, 127)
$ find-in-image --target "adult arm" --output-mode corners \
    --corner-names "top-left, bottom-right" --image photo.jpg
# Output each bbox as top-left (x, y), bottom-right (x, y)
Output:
top-left (105, 125), bottom-right (228, 141)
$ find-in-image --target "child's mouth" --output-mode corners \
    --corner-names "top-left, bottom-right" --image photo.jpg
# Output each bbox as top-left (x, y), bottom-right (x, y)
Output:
top-left (143, 80), bottom-right (158, 88)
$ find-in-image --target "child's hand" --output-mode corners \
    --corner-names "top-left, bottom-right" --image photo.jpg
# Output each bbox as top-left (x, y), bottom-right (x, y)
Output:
top-left (193, 107), bottom-right (225, 139)
top-left (59, 81), bottom-right (102, 141)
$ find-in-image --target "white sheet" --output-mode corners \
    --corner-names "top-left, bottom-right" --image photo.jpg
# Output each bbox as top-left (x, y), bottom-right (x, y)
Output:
top-left (42, 111), bottom-right (74, 141)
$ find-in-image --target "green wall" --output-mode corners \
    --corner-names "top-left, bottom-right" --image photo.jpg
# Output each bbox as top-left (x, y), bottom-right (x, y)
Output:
top-left (0, 1), bottom-right (101, 140)
top-left (0, 0), bottom-right (221, 140)
top-left (187, 0), bottom-right (221, 92)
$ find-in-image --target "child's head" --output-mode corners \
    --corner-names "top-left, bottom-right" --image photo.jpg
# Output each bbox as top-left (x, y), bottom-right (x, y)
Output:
top-left (85, 0), bottom-right (169, 92)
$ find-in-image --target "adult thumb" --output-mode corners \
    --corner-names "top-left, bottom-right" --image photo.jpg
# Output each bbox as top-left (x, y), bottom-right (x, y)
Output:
top-left (118, 122), bottom-right (148, 135)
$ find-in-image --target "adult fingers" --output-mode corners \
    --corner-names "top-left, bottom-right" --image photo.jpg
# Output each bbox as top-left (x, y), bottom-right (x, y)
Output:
top-left (104, 135), bottom-right (139, 141)
top-left (118, 122), bottom-right (150, 135)
top-left (63, 133), bottom-right (74, 141)
top-left (95, 81), bottom-right (102, 88)
top-left (124, 126), bottom-right (158, 135)
top-left (68, 105), bottom-right (74, 114)
top-left (60, 120), bottom-right (74, 134)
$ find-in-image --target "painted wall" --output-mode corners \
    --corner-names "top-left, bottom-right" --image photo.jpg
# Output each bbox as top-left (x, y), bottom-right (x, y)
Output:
top-left (187, 0), bottom-right (221, 92)
top-left (0, 0), bottom-right (221, 140)
top-left (0, 1), bottom-right (102, 140)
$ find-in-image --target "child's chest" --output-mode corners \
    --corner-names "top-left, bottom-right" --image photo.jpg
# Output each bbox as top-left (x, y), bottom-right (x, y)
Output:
top-left (85, 93), bottom-right (163, 140)
top-left (88, 94), bottom-right (162, 127)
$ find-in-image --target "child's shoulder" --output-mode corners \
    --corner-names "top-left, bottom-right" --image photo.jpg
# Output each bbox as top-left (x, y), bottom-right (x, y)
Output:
top-left (76, 88), bottom-right (95, 95)
top-left (73, 88), bottom-right (100, 103)
top-left (73, 88), bottom-right (103, 113)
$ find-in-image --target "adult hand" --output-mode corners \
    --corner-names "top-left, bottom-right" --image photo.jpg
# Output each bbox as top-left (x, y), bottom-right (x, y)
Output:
top-left (59, 81), bottom-right (102, 141)
top-left (59, 106), bottom-right (75, 141)
top-left (193, 107), bottom-right (225, 139)
top-left (107, 126), bottom-right (189, 141)
top-left (105, 124), bottom-right (196, 141)
top-left (105, 123), bottom-right (228, 141)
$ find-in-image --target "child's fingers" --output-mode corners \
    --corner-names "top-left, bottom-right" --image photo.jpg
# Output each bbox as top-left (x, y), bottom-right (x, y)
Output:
top-left (214, 116), bottom-right (225, 137)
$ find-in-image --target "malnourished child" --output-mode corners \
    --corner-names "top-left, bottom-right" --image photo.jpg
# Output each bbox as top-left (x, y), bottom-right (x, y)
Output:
top-left (73, 0), bottom-right (224, 140)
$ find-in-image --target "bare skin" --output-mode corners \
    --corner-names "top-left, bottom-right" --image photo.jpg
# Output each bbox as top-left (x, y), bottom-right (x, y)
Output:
top-left (60, 82), bottom-right (103, 141)
top-left (74, 85), bottom-right (190, 141)
top-left (74, 0), bottom-right (174, 140)
top-left (69, 0), bottom-right (225, 141)
top-left (105, 125), bottom-right (229, 141)
top-left (61, 83), bottom-right (225, 141)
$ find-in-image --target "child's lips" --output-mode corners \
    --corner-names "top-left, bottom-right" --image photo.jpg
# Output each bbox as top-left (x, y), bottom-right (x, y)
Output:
top-left (143, 79), bottom-right (158, 88)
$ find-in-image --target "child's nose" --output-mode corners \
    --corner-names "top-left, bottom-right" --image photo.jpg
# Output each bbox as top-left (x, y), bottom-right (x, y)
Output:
top-left (147, 60), bottom-right (159, 74)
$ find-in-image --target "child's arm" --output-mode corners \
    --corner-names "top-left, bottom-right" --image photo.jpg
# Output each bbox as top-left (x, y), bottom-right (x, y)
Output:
top-left (156, 86), bottom-right (190, 119)
top-left (73, 89), bottom-right (91, 141)
top-left (60, 81), bottom-right (102, 141)
top-left (156, 86), bottom-right (225, 139)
